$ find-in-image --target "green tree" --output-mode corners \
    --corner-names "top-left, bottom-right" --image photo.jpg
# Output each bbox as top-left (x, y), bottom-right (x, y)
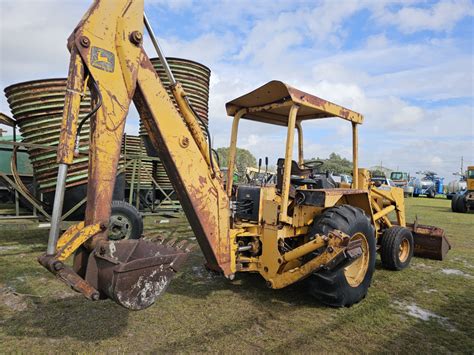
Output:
top-left (215, 147), bottom-right (257, 181)
top-left (306, 152), bottom-right (353, 174)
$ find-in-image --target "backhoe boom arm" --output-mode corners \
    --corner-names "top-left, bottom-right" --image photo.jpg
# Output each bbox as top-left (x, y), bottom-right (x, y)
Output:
top-left (52, 0), bottom-right (232, 275)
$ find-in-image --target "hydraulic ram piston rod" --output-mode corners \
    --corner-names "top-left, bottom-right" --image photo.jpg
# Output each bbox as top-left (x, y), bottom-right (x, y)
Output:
top-left (143, 13), bottom-right (176, 85)
top-left (46, 163), bottom-right (68, 254)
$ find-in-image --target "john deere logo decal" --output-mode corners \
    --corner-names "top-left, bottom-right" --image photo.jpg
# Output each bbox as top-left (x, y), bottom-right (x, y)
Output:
top-left (91, 46), bottom-right (115, 73)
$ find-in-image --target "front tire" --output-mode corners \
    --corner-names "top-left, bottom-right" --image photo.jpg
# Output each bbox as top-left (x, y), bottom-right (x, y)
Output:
top-left (380, 226), bottom-right (414, 270)
top-left (305, 205), bottom-right (376, 307)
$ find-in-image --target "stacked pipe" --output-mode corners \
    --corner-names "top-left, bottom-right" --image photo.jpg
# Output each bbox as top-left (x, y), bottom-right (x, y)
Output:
top-left (4, 56), bottom-right (211, 209)
top-left (140, 57), bottom-right (211, 194)
top-left (4, 79), bottom-right (92, 193)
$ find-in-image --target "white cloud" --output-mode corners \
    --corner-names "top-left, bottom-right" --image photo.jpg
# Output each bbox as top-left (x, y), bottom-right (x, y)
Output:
top-left (366, 33), bottom-right (390, 49)
top-left (375, 0), bottom-right (474, 33)
top-left (0, 1), bottom-right (91, 114)
top-left (0, 0), bottom-right (472, 180)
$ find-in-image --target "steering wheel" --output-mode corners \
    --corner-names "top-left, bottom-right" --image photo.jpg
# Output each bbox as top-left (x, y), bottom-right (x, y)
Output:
top-left (303, 160), bottom-right (324, 170)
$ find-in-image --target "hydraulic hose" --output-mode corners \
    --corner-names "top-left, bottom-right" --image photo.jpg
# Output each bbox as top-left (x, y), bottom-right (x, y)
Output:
top-left (75, 79), bottom-right (102, 153)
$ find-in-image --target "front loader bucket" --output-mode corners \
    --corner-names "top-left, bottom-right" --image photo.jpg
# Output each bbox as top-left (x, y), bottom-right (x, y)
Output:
top-left (84, 239), bottom-right (188, 310)
top-left (405, 222), bottom-right (451, 261)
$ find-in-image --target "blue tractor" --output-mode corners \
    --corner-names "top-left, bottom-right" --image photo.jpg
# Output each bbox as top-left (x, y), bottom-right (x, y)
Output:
top-left (409, 171), bottom-right (444, 198)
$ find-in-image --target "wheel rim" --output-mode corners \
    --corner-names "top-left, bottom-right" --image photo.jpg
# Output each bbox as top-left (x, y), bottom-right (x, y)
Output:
top-left (108, 213), bottom-right (133, 240)
top-left (344, 232), bottom-right (370, 288)
top-left (398, 238), bottom-right (410, 263)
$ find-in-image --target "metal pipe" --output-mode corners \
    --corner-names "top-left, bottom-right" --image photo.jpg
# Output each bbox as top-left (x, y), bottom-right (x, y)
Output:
top-left (143, 13), bottom-right (176, 85)
top-left (143, 16), bottom-right (214, 172)
top-left (370, 199), bottom-right (393, 227)
top-left (373, 205), bottom-right (395, 222)
top-left (46, 163), bottom-right (68, 255)
top-left (172, 84), bottom-right (211, 166)
top-left (296, 121), bottom-right (304, 167)
top-left (280, 105), bottom-right (299, 223)
top-left (282, 237), bottom-right (326, 262)
top-left (226, 110), bottom-right (245, 197)
top-left (352, 122), bottom-right (358, 188)
top-left (238, 245), bottom-right (252, 252)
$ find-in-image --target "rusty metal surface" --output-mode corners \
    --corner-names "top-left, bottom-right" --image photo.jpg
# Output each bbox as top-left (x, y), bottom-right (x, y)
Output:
top-left (37, 254), bottom-right (100, 300)
top-left (225, 80), bottom-right (364, 125)
top-left (151, 57), bottom-right (210, 133)
top-left (140, 57), bottom-right (210, 138)
top-left (140, 57), bottom-right (211, 193)
top-left (4, 78), bottom-right (92, 192)
top-left (136, 54), bottom-right (233, 275)
top-left (85, 239), bottom-right (189, 310)
top-left (405, 222), bottom-right (451, 261)
top-left (0, 112), bottom-right (15, 127)
top-left (4, 79), bottom-right (145, 193)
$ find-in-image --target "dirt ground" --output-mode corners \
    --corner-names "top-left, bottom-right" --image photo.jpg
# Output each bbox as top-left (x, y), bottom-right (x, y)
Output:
top-left (1, 197), bottom-right (473, 353)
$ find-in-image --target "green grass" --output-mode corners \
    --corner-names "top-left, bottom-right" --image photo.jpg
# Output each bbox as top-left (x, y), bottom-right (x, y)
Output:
top-left (1, 198), bottom-right (473, 353)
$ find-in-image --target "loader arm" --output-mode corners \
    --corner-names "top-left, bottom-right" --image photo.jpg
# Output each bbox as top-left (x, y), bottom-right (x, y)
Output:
top-left (39, 0), bottom-right (233, 304)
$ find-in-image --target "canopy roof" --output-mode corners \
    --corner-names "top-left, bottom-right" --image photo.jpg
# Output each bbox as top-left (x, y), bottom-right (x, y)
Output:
top-left (225, 80), bottom-right (363, 126)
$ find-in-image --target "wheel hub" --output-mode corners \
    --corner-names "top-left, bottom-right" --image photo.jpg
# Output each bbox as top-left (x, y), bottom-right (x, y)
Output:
top-left (399, 238), bottom-right (410, 262)
top-left (344, 232), bottom-right (369, 287)
top-left (108, 213), bottom-right (132, 240)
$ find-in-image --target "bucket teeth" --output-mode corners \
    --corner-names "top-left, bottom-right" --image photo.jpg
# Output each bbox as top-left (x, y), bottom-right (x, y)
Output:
top-left (144, 232), bottom-right (163, 239)
top-left (185, 243), bottom-right (197, 252)
top-left (153, 235), bottom-right (167, 243)
top-left (142, 233), bottom-right (196, 253)
top-left (165, 237), bottom-right (178, 247)
top-left (174, 239), bottom-right (189, 250)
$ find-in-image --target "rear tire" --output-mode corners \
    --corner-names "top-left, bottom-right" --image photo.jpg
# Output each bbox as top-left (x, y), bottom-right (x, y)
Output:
top-left (456, 194), bottom-right (467, 213)
top-left (451, 194), bottom-right (459, 212)
top-left (108, 200), bottom-right (143, 240)
top-left (380, 226), bottom-right (414, 271)
top-left (305, 205), bottom-right (376, 307)
top-left (413, 193), bottom-right (419, 197)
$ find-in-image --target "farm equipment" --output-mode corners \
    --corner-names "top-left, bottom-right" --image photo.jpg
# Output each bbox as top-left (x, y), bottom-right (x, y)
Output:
top-left (446, 173), bottom-right (467, 200)
top-left (37, 0), bottom-right (450, 310)
top-left (451, 166), bottom-right (474, 213)
top-left (409, 171), bottom-right (444, 198)
top-left (390, 171), bottom-right (409, 188)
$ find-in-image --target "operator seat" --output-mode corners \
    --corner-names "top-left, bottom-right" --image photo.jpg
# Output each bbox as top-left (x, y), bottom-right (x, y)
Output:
top-left (276, 159), bottom-right (314, 194)
top-left (276, 158), bottom-right (337, 194)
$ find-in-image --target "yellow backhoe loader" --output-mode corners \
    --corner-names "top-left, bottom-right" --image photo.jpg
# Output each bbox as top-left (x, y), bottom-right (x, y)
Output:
top-left (38, 0), bottom-right (450, 310)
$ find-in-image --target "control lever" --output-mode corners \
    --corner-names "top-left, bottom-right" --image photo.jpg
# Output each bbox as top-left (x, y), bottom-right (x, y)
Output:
top-left (257, 158), bottom-right (262, 186)
top-left (264, 157), bottom-right (268, 186)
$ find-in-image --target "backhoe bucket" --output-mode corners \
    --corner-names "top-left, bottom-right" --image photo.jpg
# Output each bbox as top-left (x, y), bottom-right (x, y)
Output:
top-left (84, 239), bottom-right (188, 310)
top-left (406, 222), bottom-right (451, 261)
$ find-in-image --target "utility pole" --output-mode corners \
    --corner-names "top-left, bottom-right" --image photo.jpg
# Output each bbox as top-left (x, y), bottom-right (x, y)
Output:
top-left (461, 156), bottom-right (464, 174)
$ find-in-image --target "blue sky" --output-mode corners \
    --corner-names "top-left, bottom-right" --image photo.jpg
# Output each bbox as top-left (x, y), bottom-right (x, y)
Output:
top-left (0, 0), bottom-right (473, 179)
